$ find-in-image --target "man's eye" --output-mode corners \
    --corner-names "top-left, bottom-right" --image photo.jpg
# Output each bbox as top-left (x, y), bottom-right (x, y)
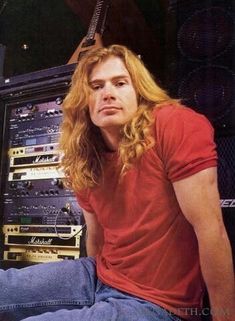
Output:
top-left (116, 81), bottom-right (125, 87)
top-left (92, 84), bottom-right (101, 90)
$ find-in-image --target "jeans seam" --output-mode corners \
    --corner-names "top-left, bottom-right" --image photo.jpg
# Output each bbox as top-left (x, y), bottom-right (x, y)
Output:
top-left (96, 279), bottom-right (104, 293)
top-left (0, 299), bottom-right (93, 311)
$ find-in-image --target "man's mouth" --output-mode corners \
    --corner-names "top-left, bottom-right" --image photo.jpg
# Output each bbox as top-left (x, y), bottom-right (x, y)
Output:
top-left (98, 106), bottom-right (122, 113)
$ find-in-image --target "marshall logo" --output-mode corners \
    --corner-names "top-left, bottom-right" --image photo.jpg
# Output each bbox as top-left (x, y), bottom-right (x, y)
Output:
top-left (12, 154), bottom-right (60, 167)
top-left (28, 237), bottom-right (53, 246)
top-left (7, 235), bottom-right (76, 247)
top-left (33, 155), bottom-right (59, 164)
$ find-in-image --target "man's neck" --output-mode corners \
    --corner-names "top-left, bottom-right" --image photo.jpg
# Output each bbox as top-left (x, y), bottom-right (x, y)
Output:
top-left (100, 127), bottom-right (121, 152)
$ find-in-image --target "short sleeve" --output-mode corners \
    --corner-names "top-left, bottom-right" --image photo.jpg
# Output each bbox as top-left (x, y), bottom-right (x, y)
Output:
top-left (76, 189), bottom-right (94, 212)
top-left (155, 105), bottom-right (218, 182)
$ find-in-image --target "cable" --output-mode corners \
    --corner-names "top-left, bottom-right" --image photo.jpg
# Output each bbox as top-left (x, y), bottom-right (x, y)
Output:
top-left (54, 207), bottom-right (86, 240)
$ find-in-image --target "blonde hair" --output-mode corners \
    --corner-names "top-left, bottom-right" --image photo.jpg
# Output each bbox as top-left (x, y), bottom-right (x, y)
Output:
top-left (59, 44), bottom-right (174, 191)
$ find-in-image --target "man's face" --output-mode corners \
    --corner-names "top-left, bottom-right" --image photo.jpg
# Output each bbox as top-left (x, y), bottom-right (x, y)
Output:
top-left (88, 56), bottom-right (138, 132)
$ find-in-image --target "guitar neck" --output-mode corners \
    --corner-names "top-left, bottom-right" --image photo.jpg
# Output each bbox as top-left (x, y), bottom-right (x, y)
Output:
top-left (86, 0), bottom-right (110, 41)
top-left (67, 0), bottom-right (110, 64)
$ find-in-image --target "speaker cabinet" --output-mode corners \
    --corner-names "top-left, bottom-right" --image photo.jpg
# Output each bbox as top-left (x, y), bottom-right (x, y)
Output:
top-left (216, 135), bottom-right (235, 263)
top-left (165, 0), bottom-right (235, 265)
top-left (165, 0), bottom-right (235, 136)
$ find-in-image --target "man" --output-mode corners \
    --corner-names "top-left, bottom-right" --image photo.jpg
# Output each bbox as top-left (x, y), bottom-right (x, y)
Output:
top-left (0, 45), bottom-right (234, 321)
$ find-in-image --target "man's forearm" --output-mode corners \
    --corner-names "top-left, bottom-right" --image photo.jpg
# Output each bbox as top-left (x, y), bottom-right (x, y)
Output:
top-left (197, 227), bottom-right (235, 321)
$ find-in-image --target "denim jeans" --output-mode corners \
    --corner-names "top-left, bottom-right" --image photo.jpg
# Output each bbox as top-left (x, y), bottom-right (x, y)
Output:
top-left (0, 257), bottom-right (182, 321)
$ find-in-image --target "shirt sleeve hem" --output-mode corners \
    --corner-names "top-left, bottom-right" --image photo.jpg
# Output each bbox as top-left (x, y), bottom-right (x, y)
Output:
top-left (170, 160), bottom-right (218, 183)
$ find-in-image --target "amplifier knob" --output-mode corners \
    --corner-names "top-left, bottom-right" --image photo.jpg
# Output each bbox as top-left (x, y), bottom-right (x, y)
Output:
top-left (26, 103), bottom-right (33, 110)
top-left (55, 97), bottom-right (63, 105)
top-left (23, 181), bottom-right (33, 189)
top-left (10, 182), bottom-right (17, 189)
top-left (26, 103), bottom-right (38, 112)
top-left (51, 178), bottom-right (63, 188)
top-left (16, 108), bottom-right (22, 114)
top-left (61, 207), bottom-right (69, 214)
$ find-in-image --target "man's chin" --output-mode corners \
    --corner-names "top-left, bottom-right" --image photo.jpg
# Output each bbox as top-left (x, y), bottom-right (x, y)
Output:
top-left (97, 118), bottom-right (125, 128)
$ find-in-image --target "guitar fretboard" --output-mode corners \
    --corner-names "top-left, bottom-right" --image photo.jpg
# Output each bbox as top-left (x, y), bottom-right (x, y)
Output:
top-left (86, 0), bottom-right (109, 40)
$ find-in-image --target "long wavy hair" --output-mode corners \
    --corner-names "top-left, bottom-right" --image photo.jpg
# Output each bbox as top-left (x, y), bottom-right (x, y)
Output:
top-left (59, 44), bottom-right (175, 191)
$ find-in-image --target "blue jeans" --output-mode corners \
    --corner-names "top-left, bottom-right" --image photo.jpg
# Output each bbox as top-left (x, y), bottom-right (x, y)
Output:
top-left (0, 257), bottom-right (182, 321)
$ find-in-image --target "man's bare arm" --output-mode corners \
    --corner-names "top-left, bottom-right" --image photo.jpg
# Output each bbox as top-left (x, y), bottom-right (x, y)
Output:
top-left (82, 209), bottom-right (104, 257)
top-left (173, 167), bottom-right (235, 321)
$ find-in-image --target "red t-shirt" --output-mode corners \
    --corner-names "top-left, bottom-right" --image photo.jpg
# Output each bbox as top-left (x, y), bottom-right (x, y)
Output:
top-left (76, 104), bottom-right (217, 321)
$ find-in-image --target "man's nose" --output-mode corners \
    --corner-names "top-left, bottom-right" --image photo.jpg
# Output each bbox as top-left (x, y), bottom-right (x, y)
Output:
top-left (102, 83), bottom-right (116, 100)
